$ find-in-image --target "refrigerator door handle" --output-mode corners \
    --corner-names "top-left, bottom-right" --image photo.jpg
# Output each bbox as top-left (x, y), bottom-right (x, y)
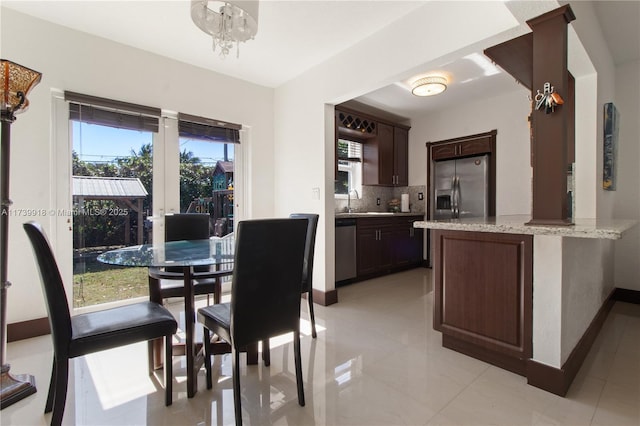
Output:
top-left (450, 176), bottom-right (456, 217)
top-left (453, 176), bottom-right (460, 218)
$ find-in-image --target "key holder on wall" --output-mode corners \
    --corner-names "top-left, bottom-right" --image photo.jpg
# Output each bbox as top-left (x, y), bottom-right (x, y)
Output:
top-left (533, 82), bottom-right (564, 114)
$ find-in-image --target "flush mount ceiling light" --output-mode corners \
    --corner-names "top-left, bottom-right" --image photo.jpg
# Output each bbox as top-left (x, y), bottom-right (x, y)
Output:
top-left (411, 76), bottom-right (448, 97)
top-left (191, 0), bottom-right (259, 59)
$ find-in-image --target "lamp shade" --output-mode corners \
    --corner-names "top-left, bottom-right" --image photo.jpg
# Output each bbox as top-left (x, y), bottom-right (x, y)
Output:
top-left (411, 76), bottom-right (447, 97)
top-left (1, 59), bottom-right (42, 115)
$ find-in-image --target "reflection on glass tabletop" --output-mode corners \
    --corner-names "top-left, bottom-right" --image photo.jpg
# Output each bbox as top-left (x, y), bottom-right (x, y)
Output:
top-left (97, 238), bottom-right (234, 268)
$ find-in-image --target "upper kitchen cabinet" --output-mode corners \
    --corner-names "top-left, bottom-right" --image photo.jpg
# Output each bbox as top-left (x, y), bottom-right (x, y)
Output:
top-left (393, 126), bottom-right (409, 186)
top-left (363, 121), bottom-right (410, 186)
top-left (336, 110), bottom-right (377, 139)
top-left (335, 105), bottom-right (410, 187)
top-left (429, 131), bottom-right (496, 161)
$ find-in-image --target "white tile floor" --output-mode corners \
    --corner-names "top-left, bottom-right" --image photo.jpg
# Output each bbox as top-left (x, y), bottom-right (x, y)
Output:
top-left (2, 268), bottom-right (639, 425)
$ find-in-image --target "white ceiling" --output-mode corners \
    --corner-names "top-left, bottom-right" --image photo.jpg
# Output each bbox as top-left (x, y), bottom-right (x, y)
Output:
top-left (1, 0), bottom-right (425, 88)
top-left (355, 0), bottom-right (640, 119)
top-left (3, 0), bottom-right (638, 120)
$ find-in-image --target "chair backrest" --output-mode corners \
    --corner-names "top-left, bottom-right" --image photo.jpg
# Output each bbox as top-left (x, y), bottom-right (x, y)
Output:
top-left (164, 213), bottom-right (210, 272)
top-left (289, 213), bottom-right (319, 292)
top-left (230, 218), bottom-right (307, 349)
top-left (23, 221), bottom-right (72, 355)
top-left (164, 213), bottom-right (210, 242)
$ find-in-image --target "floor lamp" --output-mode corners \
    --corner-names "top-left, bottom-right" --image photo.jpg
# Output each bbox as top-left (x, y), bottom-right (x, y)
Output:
top-left (0, 59), bottom-right (42, 409)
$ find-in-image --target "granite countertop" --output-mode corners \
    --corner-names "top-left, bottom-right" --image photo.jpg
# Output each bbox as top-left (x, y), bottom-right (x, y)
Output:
top-left (335, 212), bottom-right (425, 219)
top-left (413, 215), bottom-right (637, 240)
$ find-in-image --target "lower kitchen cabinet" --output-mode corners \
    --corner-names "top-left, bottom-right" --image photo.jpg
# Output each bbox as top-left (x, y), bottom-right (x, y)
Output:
top-left (356, 215), bottom-right (423, 278)
top-left (432, 229), bottom-right (532, 374)
top-left (393, 217), bottom-right (424, 267)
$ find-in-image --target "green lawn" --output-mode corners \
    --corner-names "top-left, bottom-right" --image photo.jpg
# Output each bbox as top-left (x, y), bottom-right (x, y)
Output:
top-left (73, 267), bottom-right (149, 308)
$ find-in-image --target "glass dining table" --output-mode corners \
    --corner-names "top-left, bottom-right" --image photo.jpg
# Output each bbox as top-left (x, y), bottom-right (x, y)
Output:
top-left (97, 237), bottom-right (257, 398)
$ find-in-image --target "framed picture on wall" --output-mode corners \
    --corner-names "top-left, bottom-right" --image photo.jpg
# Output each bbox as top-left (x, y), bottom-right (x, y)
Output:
top-left (603, 102), bottom-right (619, 191)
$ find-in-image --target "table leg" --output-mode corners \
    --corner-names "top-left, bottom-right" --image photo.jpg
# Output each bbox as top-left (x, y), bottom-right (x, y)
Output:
top-left (148, 275), bottom-right (164, 370)
top-left (246, 343), bottom-right (258, 365)
top-left (184, 266), bottom-right (197, 398)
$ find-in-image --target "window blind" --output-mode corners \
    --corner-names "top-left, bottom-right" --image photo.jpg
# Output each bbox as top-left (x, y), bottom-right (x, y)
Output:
top-left (178, 113), bottom-right (241, 144)
top-left (65, 91), bottom-right (160, 133)
top-left (337, 139), bottom-right (362, 162)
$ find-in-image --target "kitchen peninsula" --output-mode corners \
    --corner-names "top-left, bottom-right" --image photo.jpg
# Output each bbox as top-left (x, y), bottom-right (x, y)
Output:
top-left (414, 215), bottom-right (636, 396)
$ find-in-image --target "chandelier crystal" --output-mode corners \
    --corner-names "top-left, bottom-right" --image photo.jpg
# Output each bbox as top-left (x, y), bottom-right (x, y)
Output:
top-left (191, 0), bottom-right (259, 59)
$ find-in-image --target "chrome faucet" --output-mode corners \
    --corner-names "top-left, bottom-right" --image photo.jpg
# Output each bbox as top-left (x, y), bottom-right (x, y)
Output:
top-left (347, 189), bottom-right (359, 213)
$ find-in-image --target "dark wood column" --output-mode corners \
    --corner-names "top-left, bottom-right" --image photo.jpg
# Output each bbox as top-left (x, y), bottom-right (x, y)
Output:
top-left (526, 5), bottom-right (575, 225)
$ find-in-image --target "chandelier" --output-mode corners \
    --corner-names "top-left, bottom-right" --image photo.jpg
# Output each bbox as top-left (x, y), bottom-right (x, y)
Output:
top-left (191, 0), bottom-right (259, 59)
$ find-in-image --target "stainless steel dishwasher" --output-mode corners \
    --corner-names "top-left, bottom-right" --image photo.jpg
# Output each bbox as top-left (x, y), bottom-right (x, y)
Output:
top-left (335, 218), bottom-right (357, 282)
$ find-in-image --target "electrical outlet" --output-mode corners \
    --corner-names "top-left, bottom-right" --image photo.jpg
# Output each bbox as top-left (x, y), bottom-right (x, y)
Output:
top-left (376, 198), bottom-right (381, 206)
top-left (418, 192), bottom-right (424, 200)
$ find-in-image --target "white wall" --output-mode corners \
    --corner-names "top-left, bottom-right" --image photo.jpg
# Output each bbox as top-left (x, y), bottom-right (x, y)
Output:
top-left (532, 235), bottom-right (563, 367)
top-left (409, 88), bottom-right (532, 216)
top-left (533, 235), bottom-right (615, 368)
top-left (563, 1), bottom-right (616, 221)
top-left (561, 237), bottom-right (613, 364)
top-left (1, 8), bottom-right (275, 323)
top-left (613, 59), bottom-right (640, 291)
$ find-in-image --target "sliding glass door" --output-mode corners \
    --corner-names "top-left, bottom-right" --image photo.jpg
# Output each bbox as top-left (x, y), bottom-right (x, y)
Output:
top-left (71, 121), bottom-right (155, 308)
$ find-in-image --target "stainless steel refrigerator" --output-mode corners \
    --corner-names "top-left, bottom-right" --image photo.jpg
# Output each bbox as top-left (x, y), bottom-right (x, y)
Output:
top-left (431, 154), bottom-right (489, 220)
top-left (428, 154), bottom-right (489, 266)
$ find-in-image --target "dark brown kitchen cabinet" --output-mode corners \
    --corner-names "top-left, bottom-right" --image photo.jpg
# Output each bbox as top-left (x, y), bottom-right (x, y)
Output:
top-left (364, 122), bottom-right (394, 186)
top-left (432, 229), bottom-right (532, 375)
top-left (356, 218), bottom-right (394, 276)
top-left (393, 217), bottom-right (423, 267)
top-left (430, 135), bottom-right (494, 161)
top-left (363, 122), bottom-right (410, 186)
top-left (356, 215), bottom-right (423, 278)
top-left (335, 105), bottom-right (410, 187)
top-left (393, 127), bottom-right (409, 186)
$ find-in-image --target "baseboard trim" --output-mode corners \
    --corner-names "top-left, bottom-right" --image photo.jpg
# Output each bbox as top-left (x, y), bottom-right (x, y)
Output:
top-left (7, 317), bottom-right (50, 343)
top-left (526, 288), bottom-right (616, 396)
top-left (443, 334), bottom-right (527, 376)
top-left (313, 288), bottom-right (338, 306)
top-left (612, 288), bottom-right (640, 304)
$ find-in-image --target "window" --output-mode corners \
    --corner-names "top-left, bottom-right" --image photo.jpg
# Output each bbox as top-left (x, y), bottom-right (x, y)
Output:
top-left (66, 91), bottom-right (160, 308)
top-left (178, 113), bottom-right (241, 237)
top-left (335, 138), bottom-right (362, 197)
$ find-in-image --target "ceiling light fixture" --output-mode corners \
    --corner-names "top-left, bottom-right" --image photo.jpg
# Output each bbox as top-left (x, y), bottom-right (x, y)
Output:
top-left (411, 76), bottom-right (448, 97)
top-left (191, 0), bottom-right (259, 59)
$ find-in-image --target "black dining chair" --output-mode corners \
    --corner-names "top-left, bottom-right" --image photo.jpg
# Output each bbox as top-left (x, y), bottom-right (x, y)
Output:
top-left (289, 213), bottom-right (319, 338)
top-left (23, 221), bottom-right (178, 426)
top-left (148, 213), bottom-right (231, 305)
top-left (197, 218), bottom-right (308, 426)
top-left (261, 214), bottom-right (318, 366)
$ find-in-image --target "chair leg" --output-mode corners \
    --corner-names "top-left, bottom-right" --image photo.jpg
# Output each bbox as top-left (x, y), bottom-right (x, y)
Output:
top-left (51, 356), bottom-right (69, 426)
top-left (232, 347), bottom-right (242, 426)
top-left (203, 328), bottom-right (213, 390)
top-left (262, 339), bottom-right (270, 366)
top-left (147, 340), bottom-right (154, 375)
top-left (307, 290), bottom-right (317, 338)
top-left (293, 330), bottom-right (305, 407)
top-left (165, 334), bottom-right (173, 406)
top-left (45, 358), bottom-right (56, 413)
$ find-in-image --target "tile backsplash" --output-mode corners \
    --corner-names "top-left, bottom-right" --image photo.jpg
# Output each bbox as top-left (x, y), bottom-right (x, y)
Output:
top-left (335, 185), bottom-right (426, 214)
